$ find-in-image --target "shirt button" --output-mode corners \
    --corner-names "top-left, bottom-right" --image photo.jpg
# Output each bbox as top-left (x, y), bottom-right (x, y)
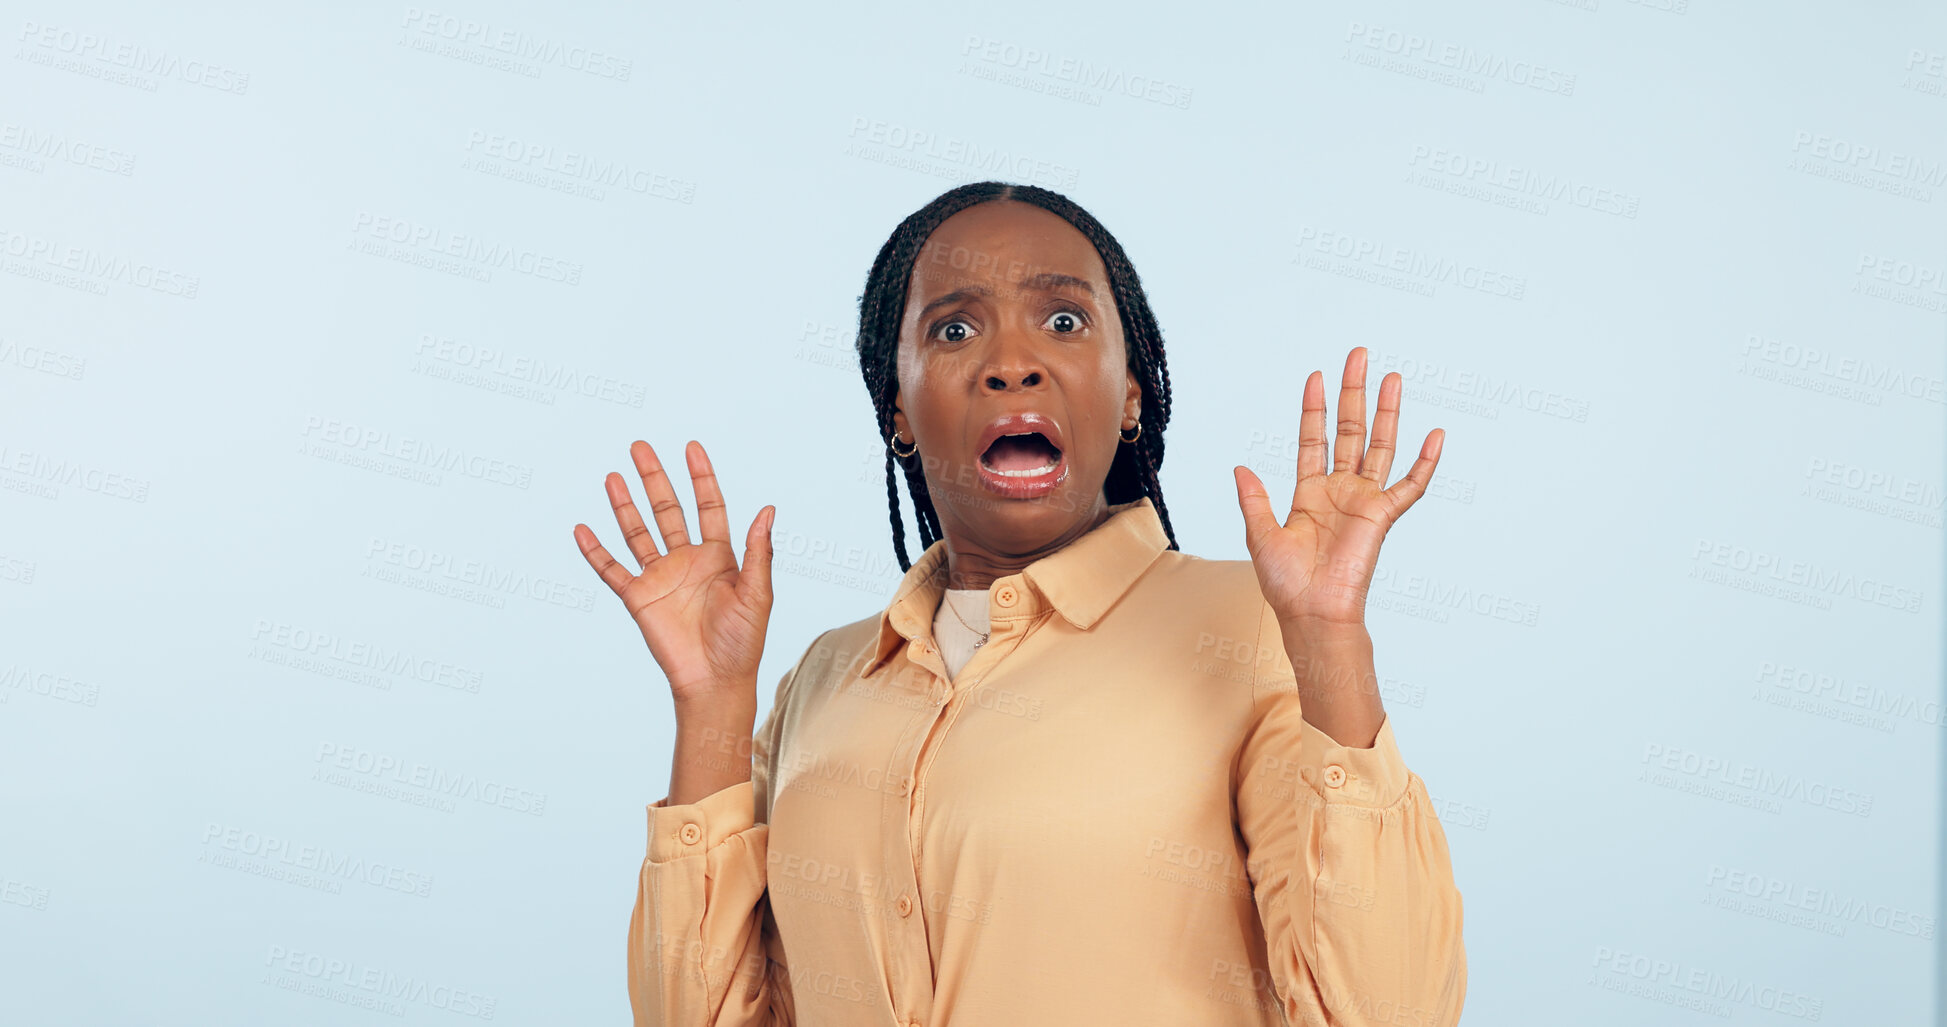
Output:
top-left (896, 894), bottom-right (913, 917)
top-left (679, 822), bottom-right (702, 845)
top-left (995, 586), bottom-right (1018, 607)
top-left (895, 778), bottom-right (912, 796)
top-left (1322, 765), bottom-right (1346, 789)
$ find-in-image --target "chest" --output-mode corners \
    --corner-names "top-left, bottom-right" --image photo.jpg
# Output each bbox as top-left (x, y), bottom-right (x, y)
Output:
top-left (766, 615), bottom-right (1256, 886)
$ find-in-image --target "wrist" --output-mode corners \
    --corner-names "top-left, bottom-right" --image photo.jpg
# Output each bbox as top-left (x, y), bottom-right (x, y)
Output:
top-left (1278, 621), bottom-right (1384, 745)
top-left (672, 698), bottom-right (757, 743)
top-left (1279, 614), bottom-right (1371, 646)
top-left (667, 709), bottom-right (758, 808)
top-left (672, 674), bottom-right (758, 714)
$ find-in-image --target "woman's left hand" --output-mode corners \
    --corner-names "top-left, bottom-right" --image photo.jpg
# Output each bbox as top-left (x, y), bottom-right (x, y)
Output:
top-left (1232, 347), bottom-right (1444, 633)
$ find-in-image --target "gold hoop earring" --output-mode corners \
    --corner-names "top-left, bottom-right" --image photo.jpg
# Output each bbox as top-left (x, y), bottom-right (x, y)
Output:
top-left (1119, 419), bottom-right (1142, 444)
top-left (889, 431), bottom-right (918, 458)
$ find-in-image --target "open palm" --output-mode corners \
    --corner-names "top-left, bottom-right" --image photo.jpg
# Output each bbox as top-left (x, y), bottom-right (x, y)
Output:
top-left (1233, 347), bottom-right (1444, 629)
top-left (572, 440), bottom-right (776, 703)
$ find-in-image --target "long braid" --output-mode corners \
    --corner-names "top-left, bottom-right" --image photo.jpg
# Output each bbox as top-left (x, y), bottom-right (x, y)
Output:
top-left (855, 181), bottom-right (1179, 573)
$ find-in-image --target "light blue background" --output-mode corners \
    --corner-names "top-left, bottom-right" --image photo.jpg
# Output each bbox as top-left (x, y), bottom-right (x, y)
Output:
top-left (1, 1), bottom-right (1942, 1024)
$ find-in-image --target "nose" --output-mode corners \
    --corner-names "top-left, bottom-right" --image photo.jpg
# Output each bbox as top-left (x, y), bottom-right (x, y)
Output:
top-left (978, 328), bottom-right (1046, 392)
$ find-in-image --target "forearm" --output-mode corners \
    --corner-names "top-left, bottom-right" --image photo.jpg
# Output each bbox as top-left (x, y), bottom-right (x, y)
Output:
top-left (1279, 621), bottom-right (1385, 748)
top-left (667, 689), bottom-right (758, 806)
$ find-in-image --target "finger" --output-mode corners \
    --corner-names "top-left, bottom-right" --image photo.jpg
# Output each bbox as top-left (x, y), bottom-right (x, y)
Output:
top-left (687, 440), bottom-right (731, 545)
top-left (630, 440), bottom-right (693, 551)
top-left (572, 523), bottom-right (638, 598)
top-left (605, 471), bottom-right (661, 568)
top-left (1333, 347), bottom-right (1368, 474)
top-left (1296, 370), bottom-right (1329, 482)
top-left (736, 505), bottom-right (777, 612)
top-left (1232, 465), bottom-right (1283, 559)
top-left (1362, 371), bottom-right (1403, 485)
top-left (1382, 429), bottom-right (1445, 520)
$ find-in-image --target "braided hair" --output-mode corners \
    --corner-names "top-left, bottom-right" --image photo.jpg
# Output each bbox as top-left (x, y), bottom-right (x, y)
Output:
top-left (854, 181), bottom-right (1179, 573)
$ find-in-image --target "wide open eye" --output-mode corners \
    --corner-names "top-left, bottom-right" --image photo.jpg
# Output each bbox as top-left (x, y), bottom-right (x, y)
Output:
top-left (932, 318), bottom-right (974, 343)
top-left (1043, 308), bottom-right (1087, 334)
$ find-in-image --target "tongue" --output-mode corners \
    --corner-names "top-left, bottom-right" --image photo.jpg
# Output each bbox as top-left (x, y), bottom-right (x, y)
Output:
top-left (985, 435), bottom-right (1058, 472)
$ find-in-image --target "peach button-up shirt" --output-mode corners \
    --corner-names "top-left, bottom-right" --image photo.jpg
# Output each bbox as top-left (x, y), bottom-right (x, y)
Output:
top-left (628, 497), bottom-right (1467, 1026)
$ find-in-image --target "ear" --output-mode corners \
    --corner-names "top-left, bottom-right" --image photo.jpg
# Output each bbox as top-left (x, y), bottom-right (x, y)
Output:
top-left (890, 387), bottom-right (910, 441)
top-left (1123, 370), bottom-right (1142, 427)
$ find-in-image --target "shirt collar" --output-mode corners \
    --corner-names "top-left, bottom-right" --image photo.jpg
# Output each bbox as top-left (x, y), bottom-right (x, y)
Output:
top-left (862, 496), bottom-right (1171, 676)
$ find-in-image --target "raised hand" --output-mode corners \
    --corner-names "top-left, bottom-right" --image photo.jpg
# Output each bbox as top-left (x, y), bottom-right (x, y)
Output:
top-left (573, 440), bottom-right (777, 705)
top-left (1232, 347), bottom-right (1443, 632)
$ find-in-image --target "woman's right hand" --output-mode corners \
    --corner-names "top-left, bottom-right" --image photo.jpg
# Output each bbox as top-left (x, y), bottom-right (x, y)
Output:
top-left (573, 440), bottom-right (776, 707)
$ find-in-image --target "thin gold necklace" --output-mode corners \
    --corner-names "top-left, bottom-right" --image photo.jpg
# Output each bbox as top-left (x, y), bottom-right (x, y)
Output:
top-left (941, 591), bottom-right (990, 648)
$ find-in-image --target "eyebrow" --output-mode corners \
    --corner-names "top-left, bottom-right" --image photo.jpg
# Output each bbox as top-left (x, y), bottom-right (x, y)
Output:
top-left (916, 272), bottom-right (1097, 320)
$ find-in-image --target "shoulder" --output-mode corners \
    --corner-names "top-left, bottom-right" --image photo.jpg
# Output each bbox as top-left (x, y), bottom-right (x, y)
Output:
top-left (769, 609), bottom-right (884, 692)
top-left (1141, 548), bottom-right (1269, 619)
top-left (1136, 549), bottom-right (1292, 684)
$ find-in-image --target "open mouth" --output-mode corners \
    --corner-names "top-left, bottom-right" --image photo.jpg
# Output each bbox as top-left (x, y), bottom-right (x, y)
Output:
top-left (980, 432), bottom-right (1063, 478)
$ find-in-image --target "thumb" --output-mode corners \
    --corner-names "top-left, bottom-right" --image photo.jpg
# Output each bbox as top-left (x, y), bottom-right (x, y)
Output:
top-left (737, 505), bottom-right (776, 612)
top-left (1233, 466), bottom-right (1281, 553)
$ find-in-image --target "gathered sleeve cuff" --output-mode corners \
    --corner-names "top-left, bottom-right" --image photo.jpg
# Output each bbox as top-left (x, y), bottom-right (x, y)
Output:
top-left (647, 779), bottom-right (760, 864)
top-left (1295, 714), bottom-right (1413, 809)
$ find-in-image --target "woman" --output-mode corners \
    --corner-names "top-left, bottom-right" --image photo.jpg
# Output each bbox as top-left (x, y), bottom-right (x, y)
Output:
top-left (576, 182), bottom-right (1466, 1026)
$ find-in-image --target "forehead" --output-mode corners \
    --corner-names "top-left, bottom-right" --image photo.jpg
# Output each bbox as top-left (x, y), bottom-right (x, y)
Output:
top-left (907, 200), bottom-right (1108, 297)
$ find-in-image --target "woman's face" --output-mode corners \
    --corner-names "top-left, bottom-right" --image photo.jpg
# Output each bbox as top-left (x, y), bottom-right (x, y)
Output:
top-left (891, 199), bottom-right (1142, 555)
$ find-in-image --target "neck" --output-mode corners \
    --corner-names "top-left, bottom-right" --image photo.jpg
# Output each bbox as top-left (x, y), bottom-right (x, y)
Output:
top-left (938, 498), bottom-right (1116, 590)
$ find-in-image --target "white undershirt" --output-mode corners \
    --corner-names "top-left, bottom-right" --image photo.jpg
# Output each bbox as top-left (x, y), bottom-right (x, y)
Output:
top-left (932, 588), bottom-right (992, 682)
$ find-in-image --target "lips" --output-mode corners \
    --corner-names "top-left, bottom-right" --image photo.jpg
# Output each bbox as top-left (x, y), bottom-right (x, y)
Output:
top-left (973, 412), bottom-right (1068, 499)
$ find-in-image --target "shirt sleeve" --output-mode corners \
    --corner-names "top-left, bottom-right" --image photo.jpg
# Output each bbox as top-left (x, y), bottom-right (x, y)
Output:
top-left (1233, 604), bottom-right (1468, 1027)
top-left (627, 646), bottom-right (809, 1027)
